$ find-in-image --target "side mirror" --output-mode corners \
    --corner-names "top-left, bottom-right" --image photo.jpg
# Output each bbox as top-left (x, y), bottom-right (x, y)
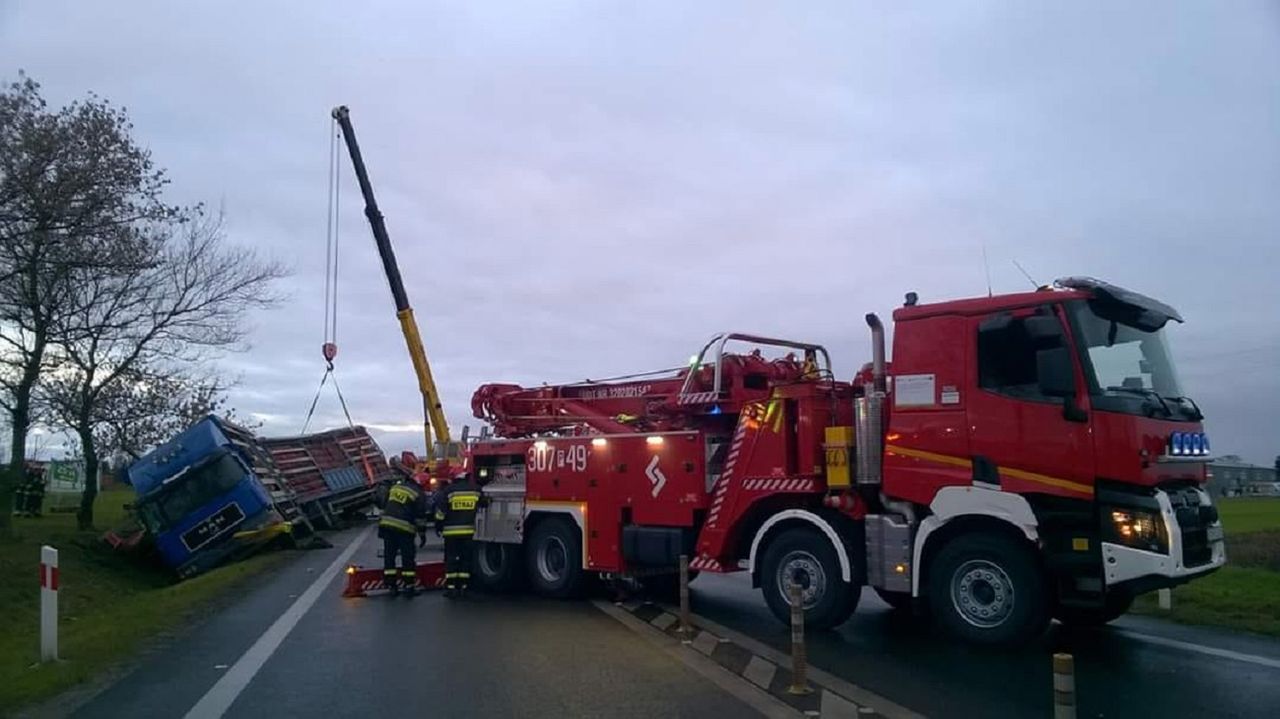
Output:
top-left (1023, 315), bottom-right (1060, 341)
top-left (1036, 347), bottom-right (1076, 398)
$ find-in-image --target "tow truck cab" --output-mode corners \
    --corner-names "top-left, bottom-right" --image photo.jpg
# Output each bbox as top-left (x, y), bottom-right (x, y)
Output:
top-left (882, 277), bottom-right (1224, 633)
top-left (126, 416), bottom-right (285, 578)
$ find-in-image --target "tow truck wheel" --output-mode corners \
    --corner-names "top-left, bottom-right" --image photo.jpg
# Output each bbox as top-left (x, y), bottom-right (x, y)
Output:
top-left (928, 533), bottom-right (1048, 645)
top-left (761, 527), bottom-right (859, 630)
top-left (1054, 593), bottom-right (1134, 627)
top-left (474, 541), bottom-right (523, 592)
top-left (526, 518), bottom-right (586, 598)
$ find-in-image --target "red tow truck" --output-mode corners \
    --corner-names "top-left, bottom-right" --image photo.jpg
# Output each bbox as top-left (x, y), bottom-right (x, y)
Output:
top-left (464, 278), bottom-right (1225, 644)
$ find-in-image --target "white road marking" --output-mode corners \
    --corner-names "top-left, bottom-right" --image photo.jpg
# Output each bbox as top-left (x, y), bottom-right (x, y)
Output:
top-left (1116, 629), bottom-right (1280, 670)
top-left (183, 525), bottom-right (373, 719)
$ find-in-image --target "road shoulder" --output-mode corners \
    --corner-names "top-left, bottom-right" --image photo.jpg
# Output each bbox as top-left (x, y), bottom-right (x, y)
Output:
top-left (595, 598), bottom-right (925, 719)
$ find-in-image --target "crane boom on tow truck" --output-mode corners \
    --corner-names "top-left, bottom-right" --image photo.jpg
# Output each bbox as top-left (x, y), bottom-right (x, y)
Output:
top-left (330, 105), bottom-right (457, 473)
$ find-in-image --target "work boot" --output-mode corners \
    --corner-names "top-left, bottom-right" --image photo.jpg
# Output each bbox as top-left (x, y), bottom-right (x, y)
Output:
top-left (386, 576), bottom-right (400, 597)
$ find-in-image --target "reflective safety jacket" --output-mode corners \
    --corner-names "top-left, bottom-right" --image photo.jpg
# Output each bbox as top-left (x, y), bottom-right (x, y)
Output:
top-left (435, 479), bottom-right (481, 537)
top-left (379, 479), bottom-right (430, 535)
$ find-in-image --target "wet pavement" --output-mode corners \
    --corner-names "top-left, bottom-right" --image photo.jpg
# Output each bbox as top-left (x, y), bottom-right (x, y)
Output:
top-left (70, 527), bottom-right (756, 719)
top-left (691, 573), bottom-right (1280, 719)
top-left (59, 524), bottom-right (1280, 719)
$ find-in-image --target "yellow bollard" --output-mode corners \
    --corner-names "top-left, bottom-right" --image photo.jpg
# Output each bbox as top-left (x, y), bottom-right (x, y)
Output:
top-left (788, 582), bottom-right (812, 695)
top-left (1053, 653), bottom-right (1076, 719)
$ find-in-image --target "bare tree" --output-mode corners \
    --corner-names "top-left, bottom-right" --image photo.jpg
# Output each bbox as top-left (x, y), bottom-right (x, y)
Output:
top-left (0, 73), bottom-right (177, 530)
top-left (45, 211), bottom-right (285, 528)
top-left (95, 369), bottom-right (260, 465)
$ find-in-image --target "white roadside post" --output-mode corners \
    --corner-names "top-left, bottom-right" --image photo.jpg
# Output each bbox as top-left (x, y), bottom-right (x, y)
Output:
top-left (1158, 588), bottom-right (1172, 611)
top-left (40, 545), bottom-right (58, 662)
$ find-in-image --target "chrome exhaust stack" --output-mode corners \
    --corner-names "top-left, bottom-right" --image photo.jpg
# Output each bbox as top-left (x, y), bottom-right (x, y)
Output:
top-left (855, 313), bottom-right (886, 487)
top-left (866, 313), bottom-right (886, 393)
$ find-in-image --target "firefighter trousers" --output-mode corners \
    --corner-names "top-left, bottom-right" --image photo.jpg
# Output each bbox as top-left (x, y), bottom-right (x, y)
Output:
top-left (380, 528), bottom-right (417, 591)
top-left (444, 535), bottom-right (473, 590)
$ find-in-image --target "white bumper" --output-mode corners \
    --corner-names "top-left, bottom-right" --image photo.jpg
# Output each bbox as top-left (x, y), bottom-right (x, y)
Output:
top-left (1102, 487), bottom-right (1226, 587)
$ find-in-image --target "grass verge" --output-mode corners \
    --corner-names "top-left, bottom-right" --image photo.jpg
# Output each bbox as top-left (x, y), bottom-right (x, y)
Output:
top-left (1216, 497), bottom-right (1280, 535)
top-left (0, 488), bottom-right (289, 713)
top-left (1130, 497), bottom-right (1280, 637)
top-left (1132, 566), bottom-right (1280, 638)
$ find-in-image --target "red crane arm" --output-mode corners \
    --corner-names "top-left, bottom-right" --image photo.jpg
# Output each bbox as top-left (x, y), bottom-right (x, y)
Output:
top-left (471, 348), bottom-right (817, 438)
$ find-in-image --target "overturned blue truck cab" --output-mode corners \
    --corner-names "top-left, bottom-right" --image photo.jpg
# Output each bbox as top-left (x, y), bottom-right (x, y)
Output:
top-left (125, 416), bottom-right (289, 578)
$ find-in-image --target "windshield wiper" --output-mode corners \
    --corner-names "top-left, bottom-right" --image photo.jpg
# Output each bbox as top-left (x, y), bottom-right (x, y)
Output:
top-left (1105, 386), bottom-right (1173, 418)
top-left (1166, 395), bottom-right (1205, 421)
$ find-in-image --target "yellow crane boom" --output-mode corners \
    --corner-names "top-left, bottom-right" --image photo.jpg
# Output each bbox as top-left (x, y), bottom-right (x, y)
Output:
top-left (331, 105), bottom-right (451, 462)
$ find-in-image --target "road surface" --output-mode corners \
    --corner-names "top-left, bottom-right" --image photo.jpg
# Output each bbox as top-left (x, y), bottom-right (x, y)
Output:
top-left (60, 524), bottom-right (1280, 719)
top-left (692, 573), bottom-right (1280, 719)
top-left (69, 527), bottom-right (756, 719)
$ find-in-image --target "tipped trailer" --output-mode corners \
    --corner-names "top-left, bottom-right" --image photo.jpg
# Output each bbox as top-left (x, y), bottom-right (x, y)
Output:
top-left (465, 278), bottom-right (1225, 644)
top-left (262, 426), bottom-right (395, 528)
top-left (126, 416), bottom-right (396, 577)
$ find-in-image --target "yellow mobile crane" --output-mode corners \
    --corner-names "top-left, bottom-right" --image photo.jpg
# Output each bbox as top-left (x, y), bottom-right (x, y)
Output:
top-left (330, 106), bottom-right (459, 473)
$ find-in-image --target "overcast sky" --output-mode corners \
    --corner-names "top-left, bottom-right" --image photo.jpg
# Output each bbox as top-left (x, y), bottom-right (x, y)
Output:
top-left (3, 2), bottom-right (1278, 465)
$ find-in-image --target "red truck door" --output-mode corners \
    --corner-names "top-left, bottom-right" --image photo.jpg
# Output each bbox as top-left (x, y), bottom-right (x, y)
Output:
top-left (966, 305), bottom-right (1095, 501)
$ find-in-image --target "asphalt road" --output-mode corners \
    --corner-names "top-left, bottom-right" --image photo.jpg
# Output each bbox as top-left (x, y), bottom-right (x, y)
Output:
top-left (61, 524), bottom-right (1280, 719)
top-left (691, 573), bottom-right (1280, 719)
top-left (69, 527), bottom-right (756, 719)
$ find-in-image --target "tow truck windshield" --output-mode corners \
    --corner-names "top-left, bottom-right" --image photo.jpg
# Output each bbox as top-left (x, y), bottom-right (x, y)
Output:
top-left (1066, 299), bottom-right (1199, 421)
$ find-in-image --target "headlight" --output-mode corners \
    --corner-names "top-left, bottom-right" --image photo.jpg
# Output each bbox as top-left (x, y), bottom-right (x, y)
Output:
top-left (1107, 509), bottom-right (1168, 553)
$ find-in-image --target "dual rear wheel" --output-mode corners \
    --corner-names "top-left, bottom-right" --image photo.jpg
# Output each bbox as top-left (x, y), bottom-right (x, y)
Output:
top-left (474, 517), bottom-right (585, 598)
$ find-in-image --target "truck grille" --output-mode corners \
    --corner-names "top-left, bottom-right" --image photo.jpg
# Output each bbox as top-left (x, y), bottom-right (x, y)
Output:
top-left (1167, 486), bottom-right (1215, 569)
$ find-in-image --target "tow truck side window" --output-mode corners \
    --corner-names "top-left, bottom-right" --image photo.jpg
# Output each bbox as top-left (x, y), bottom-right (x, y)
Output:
top-left (976, 307), bottom-right (1065, 403)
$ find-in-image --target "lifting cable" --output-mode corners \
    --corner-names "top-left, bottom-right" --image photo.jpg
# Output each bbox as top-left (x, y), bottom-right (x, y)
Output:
top-left (322, 120), bottom-right (341, 360)
top-left (302, 119), bottom-right (374, 483)
top-left (301, 118), bottom-right (350, 434)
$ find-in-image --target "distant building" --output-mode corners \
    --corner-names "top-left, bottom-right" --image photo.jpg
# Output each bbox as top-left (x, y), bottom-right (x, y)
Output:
top-left (1207, 455), bottom-right (1279, 498)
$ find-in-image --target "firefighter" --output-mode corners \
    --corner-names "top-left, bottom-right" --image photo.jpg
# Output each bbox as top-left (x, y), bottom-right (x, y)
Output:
top-left (435, 471), bottom-right (483, 597)
top-left (12, 471), bottom-right (29, 516)
top-left (377, 475), bottom-right (429, 597)
top-left (27, 467), bottom-right (46, 517)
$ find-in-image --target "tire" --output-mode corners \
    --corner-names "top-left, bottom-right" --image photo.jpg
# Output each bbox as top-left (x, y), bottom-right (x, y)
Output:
top-left (1054, 593), bottom-right (1134, 627)
top-left (761, 527), bottom-right (859, 630)
top-left (927, 533), bottom-right (1049, 646)
top-left (874, 588), bottom-right (914, 613)
top-left (525, 518), bottom-right (586, 598)
top-left (474, 541), bottom-right (524, 592)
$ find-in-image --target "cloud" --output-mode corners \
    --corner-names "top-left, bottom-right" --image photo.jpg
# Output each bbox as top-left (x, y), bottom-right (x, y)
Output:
top-left (3, 1), bottom-right (1278, 464)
